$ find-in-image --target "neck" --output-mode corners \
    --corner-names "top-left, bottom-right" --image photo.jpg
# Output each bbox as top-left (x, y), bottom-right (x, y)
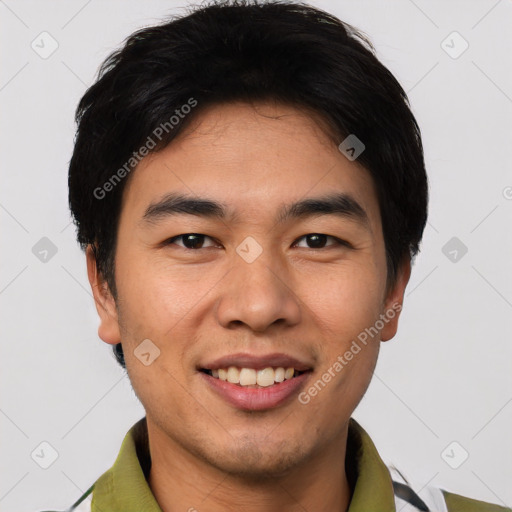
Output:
top-left (147, 421), bottom-right (352, 512)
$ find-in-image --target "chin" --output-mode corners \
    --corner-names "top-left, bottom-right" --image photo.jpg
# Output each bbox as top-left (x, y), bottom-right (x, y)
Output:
top-left (204, 438), bottom-right (310, 480)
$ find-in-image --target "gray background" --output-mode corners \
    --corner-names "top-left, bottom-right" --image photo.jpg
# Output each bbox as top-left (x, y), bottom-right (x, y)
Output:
top-left (1, 0), bottom-right (511, 510)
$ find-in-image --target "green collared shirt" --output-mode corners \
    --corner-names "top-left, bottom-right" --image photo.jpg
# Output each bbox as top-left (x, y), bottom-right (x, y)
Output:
top-left (65, 417), bottom-right (509, 512)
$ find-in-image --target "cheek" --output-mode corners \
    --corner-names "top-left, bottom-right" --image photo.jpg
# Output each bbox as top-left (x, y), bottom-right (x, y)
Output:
top-left (298, 269), bottom-right (383, 420)
top-left (304, 263), bottom-right (386, 342)
top-left (114, 252), bottom-right (221, 389)
top-left (115, 250), bottom-right (205, 335)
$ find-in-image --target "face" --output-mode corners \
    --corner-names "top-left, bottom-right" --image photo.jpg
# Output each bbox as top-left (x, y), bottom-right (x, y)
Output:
top-left (88, 101), bottom-right (410, 478)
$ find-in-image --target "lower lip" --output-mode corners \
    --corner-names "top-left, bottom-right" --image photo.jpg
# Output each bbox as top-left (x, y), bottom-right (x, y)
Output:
top-left (199, 371), bottom-right (311, 411)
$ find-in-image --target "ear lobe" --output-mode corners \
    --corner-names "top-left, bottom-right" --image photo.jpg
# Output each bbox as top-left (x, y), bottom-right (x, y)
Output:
top-left (86, 245), bottom-right (121, 345)
top-left (380, 257), bottom-right (411, 342)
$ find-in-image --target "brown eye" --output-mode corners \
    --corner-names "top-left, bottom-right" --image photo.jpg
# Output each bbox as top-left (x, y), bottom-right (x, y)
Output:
top-left (295, 233), bottom-right (345, 249)
top-left (167, 233), bottom-right (217, 249)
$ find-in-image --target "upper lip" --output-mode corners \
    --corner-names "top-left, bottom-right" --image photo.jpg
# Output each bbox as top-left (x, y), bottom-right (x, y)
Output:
top-left (198, 352), bottom-right (313, 372)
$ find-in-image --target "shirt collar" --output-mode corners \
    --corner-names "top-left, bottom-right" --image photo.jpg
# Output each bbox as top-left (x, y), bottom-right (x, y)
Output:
top-left (91, 416), bottom-right (395, 512)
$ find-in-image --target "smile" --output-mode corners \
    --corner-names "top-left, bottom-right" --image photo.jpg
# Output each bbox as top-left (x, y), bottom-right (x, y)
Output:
top-left (200, 366), bottom-right (306, 388)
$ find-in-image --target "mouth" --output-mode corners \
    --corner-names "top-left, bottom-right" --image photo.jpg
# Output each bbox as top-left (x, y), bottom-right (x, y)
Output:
top-left (197, 353), bottom-right (313, 411)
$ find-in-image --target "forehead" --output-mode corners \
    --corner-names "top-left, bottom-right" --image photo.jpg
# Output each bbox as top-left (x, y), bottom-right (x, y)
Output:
top-left (120, 101), bottom-right (381, 229)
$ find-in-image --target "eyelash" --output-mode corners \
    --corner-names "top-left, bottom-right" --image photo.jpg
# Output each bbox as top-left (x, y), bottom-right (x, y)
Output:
top-left (165, 233), bottom-right (352, 250)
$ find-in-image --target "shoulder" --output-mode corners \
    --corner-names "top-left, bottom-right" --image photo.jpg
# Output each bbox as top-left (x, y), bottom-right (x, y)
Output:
top-left (388, 465), bottom-right (510, 512)
top-left (443, 489), bottom-right (512, 512)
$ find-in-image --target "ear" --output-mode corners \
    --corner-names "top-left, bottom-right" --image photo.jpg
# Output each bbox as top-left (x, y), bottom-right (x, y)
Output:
top-left (86, 245), bottom-right (121, 345)
top-left (380, 257), bottom-right (411, 342)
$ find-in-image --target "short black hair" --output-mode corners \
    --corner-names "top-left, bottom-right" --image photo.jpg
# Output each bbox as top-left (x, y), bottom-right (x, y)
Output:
top-left (69, 0), bottom-right (428, 369)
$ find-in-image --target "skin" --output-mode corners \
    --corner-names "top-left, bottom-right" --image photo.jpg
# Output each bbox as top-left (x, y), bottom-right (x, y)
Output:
top-left (87, 101), bottom-right (411, 512)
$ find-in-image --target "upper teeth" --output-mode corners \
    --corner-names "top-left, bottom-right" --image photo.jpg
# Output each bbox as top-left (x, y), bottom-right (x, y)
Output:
top-left (211, 366), bottom-right (296, 387)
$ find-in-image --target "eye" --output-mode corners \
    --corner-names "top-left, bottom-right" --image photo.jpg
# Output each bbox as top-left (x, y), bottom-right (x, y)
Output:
top-left (294, 233), bottom-right (349, 249)
top-left (166, 233), bottom-right (218, 249)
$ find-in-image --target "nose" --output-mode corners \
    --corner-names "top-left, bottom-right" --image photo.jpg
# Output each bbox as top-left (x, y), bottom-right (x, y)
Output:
top-left (215, 247), bottom-right (301, 333)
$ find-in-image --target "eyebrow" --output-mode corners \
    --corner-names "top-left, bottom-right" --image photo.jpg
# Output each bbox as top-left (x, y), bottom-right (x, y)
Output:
top-left (141, 192), bottom-right (369, 228)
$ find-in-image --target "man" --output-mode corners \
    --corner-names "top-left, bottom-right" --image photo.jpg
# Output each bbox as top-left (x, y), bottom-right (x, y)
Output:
top-left (61, 1), bottom-right (508, 511)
